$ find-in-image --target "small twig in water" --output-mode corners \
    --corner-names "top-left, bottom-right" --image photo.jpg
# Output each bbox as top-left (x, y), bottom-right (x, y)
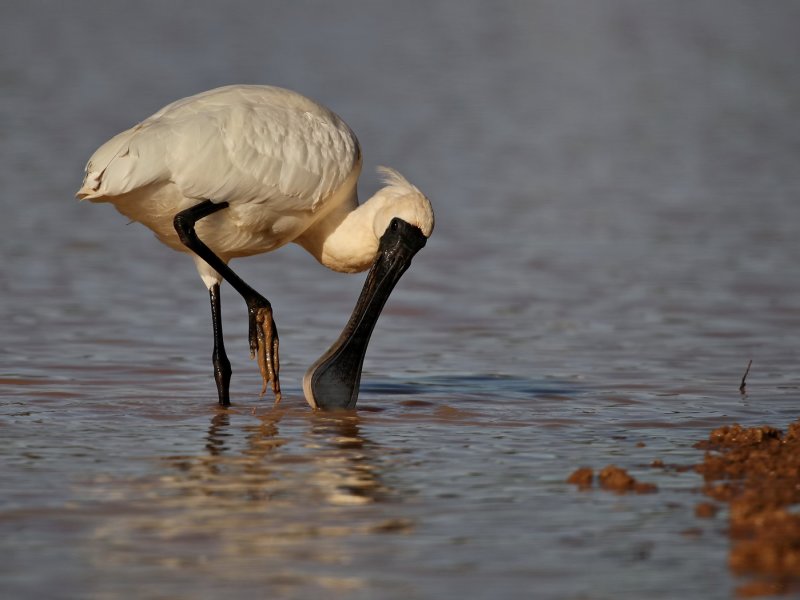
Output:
top-left (739, 359), bottom-right (753, 394)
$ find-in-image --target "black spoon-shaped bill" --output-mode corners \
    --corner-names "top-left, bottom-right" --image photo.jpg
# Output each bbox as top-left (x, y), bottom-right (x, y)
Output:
top-left (303, 218), bottom-right (428, 410)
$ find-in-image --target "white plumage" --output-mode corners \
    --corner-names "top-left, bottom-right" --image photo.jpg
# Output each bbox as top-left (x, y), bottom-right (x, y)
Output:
top-left (77, 84), bottom-right (434, 408)
top-left (80, 86), bottom-right (357, 205)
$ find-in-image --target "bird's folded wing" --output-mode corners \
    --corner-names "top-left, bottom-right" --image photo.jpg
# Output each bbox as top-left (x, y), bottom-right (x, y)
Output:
top-left (77, 88), bottom-right (360, 217)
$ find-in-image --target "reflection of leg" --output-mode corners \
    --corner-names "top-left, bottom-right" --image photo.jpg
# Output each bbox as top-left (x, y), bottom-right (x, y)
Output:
top-left (209, 284), bottom-right (232, 406)
top-left (206, 411), bottom-right (230, 456)
top-left (174, 200), bottom-right (281, 403)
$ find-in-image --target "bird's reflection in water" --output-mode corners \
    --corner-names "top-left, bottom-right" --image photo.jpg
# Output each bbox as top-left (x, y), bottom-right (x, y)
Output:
top-left (160, 406), bottom-right (395, 516)
top-left (86, 407), bottom-right (411, 592)
top-left (304, 413), bottom-right (388, 506)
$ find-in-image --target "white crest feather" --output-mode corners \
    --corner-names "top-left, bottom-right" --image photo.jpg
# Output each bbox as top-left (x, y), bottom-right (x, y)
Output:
top-left (376, 166), bottom-right (424, 199)
top-left (373, 166), bottom-right (434, 238)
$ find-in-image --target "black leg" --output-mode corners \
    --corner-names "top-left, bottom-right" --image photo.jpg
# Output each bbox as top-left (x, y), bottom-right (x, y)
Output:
top-left (209, 283), bottom-right (232, 406)
top-left (174, 200), bottom-right (282, 404)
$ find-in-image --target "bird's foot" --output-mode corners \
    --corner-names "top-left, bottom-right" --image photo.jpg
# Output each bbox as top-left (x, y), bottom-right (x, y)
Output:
top-left (248, 301), bottom-right (281, 404)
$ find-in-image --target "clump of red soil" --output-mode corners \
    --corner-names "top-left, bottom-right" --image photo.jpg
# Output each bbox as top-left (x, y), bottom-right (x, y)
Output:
top-left (567, 465), bottom-right (657, 494)
top-left (695, 420), bottom-right (800, 597)
top-left (566, 466), bottom-right (594, 489)
top-left (694, 501), bottom-right (718, 519)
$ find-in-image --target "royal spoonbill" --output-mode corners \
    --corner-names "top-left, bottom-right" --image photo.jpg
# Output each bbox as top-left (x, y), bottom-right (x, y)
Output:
top-left (77, 84), bottom-right (434, 410)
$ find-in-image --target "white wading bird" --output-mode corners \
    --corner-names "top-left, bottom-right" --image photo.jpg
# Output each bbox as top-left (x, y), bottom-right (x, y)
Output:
top-left (77, 85), bottom-right (434, 410)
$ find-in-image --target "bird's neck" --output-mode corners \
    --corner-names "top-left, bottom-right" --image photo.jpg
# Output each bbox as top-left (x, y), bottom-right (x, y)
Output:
top-left (297, 195), bottom-right (381, 274)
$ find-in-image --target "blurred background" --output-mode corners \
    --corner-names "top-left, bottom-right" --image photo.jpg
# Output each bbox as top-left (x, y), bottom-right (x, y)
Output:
top-left (2, 1), bottom-right (799, 598)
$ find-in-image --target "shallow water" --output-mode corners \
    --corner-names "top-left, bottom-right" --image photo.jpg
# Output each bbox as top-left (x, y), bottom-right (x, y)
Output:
top-left (2, 1), bottom-right (800, 598)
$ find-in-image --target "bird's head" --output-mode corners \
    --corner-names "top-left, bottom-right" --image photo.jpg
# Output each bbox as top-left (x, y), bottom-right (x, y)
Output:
top-left (371, 167), bottom-right (434, 242)
top-left (303, 167), bottom-right (433, 410)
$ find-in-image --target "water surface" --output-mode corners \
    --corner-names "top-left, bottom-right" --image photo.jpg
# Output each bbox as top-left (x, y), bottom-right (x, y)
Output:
top-left (2, 2), bottom-right (800, 598)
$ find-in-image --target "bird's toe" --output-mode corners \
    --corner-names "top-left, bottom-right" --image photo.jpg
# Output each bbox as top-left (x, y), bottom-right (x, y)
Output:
top-left (252, 305), bottom-right (281, 403)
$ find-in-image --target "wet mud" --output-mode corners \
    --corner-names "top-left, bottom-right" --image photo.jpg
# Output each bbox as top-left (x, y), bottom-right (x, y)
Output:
top-left (567, 419), bottom-right (800, 597)
top-left (695, 421), bottom-right (800, 597)
top-left (567, 465), bottom-right (658, 494)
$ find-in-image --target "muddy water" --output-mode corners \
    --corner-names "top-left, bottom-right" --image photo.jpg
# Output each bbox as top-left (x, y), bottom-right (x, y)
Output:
top-left (2, 1), bottom-right (800, 598)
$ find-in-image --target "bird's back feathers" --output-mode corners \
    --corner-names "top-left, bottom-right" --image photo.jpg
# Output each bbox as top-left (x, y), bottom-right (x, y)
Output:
top-left (77, 85), bottom-right (361, 215)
